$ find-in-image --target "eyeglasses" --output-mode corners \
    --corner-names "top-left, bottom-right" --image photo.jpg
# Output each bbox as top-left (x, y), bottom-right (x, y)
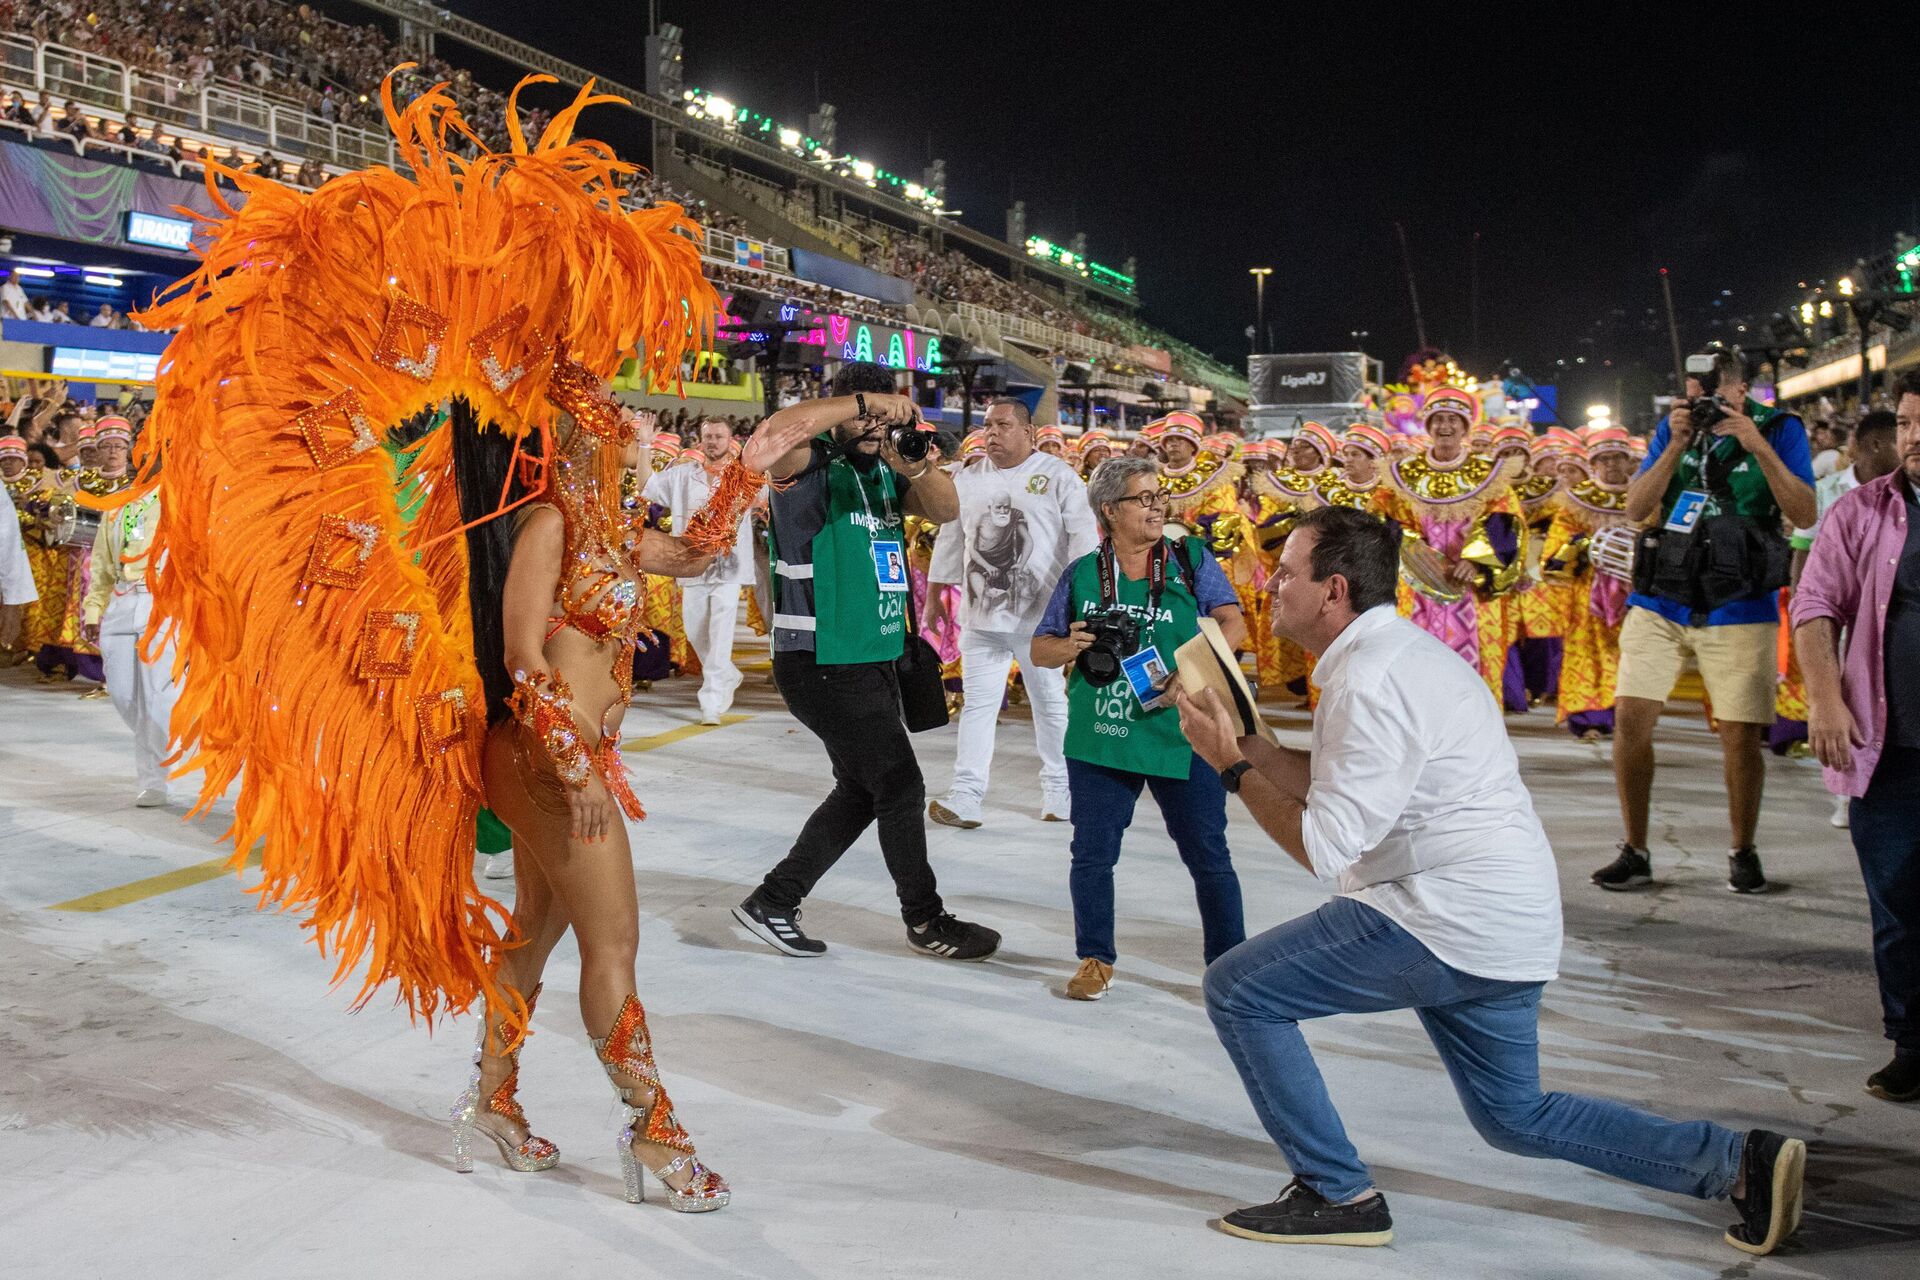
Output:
top-left (1111, 489), bottom-right (1170, 511)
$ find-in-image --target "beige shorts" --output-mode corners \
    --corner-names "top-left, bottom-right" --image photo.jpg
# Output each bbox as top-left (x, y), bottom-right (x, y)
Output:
top-left (1614, 607), bottom-right (1778, 724)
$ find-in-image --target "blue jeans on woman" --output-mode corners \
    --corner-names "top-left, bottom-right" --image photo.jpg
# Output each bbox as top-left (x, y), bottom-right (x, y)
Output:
top-left (1204, 896), bottom-right (1745, 1204)
top-left (1067, 753), bottom-right (1244, 966)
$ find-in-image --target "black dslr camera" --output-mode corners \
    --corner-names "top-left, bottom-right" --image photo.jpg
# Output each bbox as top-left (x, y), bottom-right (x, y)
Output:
top-left (1075, 604), bottom-right (1146, 686)
top-left (1683, 352), bottom-right (1732, 433)
top-left (887, 421), bottom-right (959, 463)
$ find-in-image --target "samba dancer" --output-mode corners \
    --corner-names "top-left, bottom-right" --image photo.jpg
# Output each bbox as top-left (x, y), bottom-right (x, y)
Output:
top-left (1541, 428), bottom-right (1644, 739)
top-left (1370, 388), bottom-right (1528, 706)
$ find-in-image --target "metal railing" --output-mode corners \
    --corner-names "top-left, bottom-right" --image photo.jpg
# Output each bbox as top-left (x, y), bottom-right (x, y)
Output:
top-left (1, 36), bottom-right (394, 171)
top-left (953, 301), bottom-right (1118, 362)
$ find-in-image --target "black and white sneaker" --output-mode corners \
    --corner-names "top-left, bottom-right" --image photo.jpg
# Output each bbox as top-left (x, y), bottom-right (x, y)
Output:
top-left (1592, 842), bottom-right (1653, 891)
top-left (732, 894), bottom-right (826, 956)
top-left (906, 912), bottom-right (1000, 962)
top-left (1217, 1179), bottom-right (1393, 1247)
top-left (1725, 1129), bottom-right (1805, 1256)
top-left (1728, 847), bottom-right (1770, 894)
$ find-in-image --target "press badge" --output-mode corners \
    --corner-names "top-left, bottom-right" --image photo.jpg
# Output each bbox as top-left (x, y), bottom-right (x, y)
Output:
top-left (1665, 490), bottom-right (1708, 534)
top-left (871, 539), bottom-right (909, 592)
top-left (1120, 645), bottom-right (1176, 710)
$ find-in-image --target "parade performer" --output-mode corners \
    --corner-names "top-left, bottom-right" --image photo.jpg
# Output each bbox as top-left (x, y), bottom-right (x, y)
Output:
top-left (37, 418), bottom-right (127, 687)
top-left (1078, 426), bottom-right (1113, 478)
top-left (1, 431), bottom-right (52, 665)
top-left (637, 433), bottom-right (700, 682)
top-left (1317, 423), bottom-right (1390, 512)
top-left (80, 419), bottom-right (179, 805)
top-left (1512, 432), bottom-right (1574, 704)
top-left (1246, 426), bottom-right (1337, 694)
top-left (1370, 388), bottom-right (1527, 703)
top-left (1159, 412), bottom-right (1244, 547)
top-left (98, 71), bottom-right (813, 1212)
top-left (1541, 428), bottom-right (1641, 739)
top-left (1035, 423), bottom-right (1068, 459)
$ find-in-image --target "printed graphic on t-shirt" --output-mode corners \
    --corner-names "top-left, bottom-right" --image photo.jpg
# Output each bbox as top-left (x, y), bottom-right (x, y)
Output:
top-left (965, 493), bottom-right (1047, 627)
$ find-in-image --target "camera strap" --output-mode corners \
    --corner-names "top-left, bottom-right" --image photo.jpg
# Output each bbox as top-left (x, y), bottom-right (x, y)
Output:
top-left (1097, 537), bottom-right (1169, 610)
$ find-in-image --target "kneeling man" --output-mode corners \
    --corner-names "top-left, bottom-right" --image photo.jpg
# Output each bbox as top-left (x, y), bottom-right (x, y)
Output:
top-left (1176, 504), bottom-right (1804, 1256)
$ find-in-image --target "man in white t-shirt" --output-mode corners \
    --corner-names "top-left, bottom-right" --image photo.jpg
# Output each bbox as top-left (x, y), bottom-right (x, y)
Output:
top-left (926, 397), bottom-right (1098, 827)
top-left (0, 272), bottom-right (29, 320)
top-left (643, 417), bottom-right (764, 724)
top-left (1175, 505), bottom-right (1806, 1256)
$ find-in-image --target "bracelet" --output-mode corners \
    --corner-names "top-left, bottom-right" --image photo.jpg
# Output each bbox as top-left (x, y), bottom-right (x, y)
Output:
top-left (854, 392), bottom-right (868, 420)
top-left (680, 457), bottom-right (770, 555)
top-left (507, 668), bottom-right (592, 789)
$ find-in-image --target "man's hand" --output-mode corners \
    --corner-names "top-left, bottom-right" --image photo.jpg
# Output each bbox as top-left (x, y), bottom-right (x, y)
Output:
top-left (1714, 408), bottom-right (1767, 454)
top-left (855, 393), bottom-right (919, 426)
top-left (1807, 698), bottom-right (1863, 773)
top-left (741, 410), bottom-right (818, 475)
top-left (1174, 685), bottom-right (1243, 771)
top-left (921, 586), bottom-right (951, 633)
top-left (1666, 402), bottom-right (1695, 452)
top-left (81, 621), bottom-right (99, 646)
top-left (1446, 558), bottom-right (1480, 587)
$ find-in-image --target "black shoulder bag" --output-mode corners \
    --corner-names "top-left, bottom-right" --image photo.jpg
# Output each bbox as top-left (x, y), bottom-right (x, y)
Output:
top-left (896, 581), bottom-right (950, 732)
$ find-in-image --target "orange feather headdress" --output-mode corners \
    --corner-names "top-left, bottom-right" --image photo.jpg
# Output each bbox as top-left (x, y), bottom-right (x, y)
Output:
top-left (109, 69), bottom-right (717, 1033)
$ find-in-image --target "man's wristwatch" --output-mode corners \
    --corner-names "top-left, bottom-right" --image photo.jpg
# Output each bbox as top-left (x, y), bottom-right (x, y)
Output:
top-left (1220, 760), bottom-right (1253, 793)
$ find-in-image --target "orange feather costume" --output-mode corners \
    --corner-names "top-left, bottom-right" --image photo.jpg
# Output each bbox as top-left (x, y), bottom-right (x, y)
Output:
top-left (94, 71), bottom-right (716, 1034)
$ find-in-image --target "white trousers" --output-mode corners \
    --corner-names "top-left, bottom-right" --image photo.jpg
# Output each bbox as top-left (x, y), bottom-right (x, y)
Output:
top-left (682, 581), bottom-right (743, 719)
top-left (99, 591), bottom-right (179, 793)
top-left (946, 626), bottom-right (1069, 815)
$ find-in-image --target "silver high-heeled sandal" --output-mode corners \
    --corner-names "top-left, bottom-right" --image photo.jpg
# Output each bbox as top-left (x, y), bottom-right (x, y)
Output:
top-left (452, 985), bottom-right (560, 1174)
top-left (591, 993), bottom-right (729, 1212)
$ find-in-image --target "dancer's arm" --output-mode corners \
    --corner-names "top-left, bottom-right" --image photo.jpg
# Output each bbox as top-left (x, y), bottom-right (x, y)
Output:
top-left (500, 506), bottom-right (616, 843)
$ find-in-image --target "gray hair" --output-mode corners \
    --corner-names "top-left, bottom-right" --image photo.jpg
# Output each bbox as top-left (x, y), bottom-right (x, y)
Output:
top-left (1087, 456), bottom-right (1160, 533)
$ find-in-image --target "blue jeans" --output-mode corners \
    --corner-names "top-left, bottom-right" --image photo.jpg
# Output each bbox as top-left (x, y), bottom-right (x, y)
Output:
top-left (1067, 753), bottom-right (1245, 966)
top-left (1204, 897), bottom-right (1745, 1203)
top-left (1850, 746), bottom-right (1920, 1056)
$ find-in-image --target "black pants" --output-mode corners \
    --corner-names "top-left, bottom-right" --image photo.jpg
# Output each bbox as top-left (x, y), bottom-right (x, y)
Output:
top-left (1852, 746), bottom-right (1920, 1057)
top-left (757, 649), bottom-right (943, 927)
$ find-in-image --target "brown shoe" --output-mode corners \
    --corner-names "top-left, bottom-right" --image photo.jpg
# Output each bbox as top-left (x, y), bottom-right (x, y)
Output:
top-left (928, 799), bottom-right (981, 830)
top-left (1066, 957), bottom-right (1113, 1001)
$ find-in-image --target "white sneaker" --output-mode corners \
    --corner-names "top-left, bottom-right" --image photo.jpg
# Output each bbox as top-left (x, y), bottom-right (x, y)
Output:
top-left (1041, 790), bottom-right (1071, 822)
top-left (483, 850), bottom-right (515, 879)
top-left (699, 711), bottom-right (723, 726)
top-left (1830, 795), bottom-right (1850, 829)
top-left (134, 788), bottom-right (168, 808)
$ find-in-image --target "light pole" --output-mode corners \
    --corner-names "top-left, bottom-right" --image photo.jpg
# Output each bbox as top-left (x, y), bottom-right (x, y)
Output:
top-left (1249, 267), bottom-right (1272, 355)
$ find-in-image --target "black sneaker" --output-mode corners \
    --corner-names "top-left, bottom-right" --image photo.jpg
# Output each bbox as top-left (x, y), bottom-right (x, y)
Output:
top-left (1217, 1179), bottom-right (1393, 1247)
top-left (1725, 1129), bottom-right (1806, 1256)
top-left (1866, 1053), bottom-right (1920, 1102)
top-left (1592, 843), bottom-right (1652, 891)
top-left (1728, 847), bottom-right (1770, 894)
top-left (906, 912), bottom-right (1000, 962)
top-left (732, 894), bottom-right (826, 956)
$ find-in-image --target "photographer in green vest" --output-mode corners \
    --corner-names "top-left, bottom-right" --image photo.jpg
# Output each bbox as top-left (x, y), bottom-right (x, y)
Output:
top-left (732, 362), bottom-right (1001, 963)
top-left (1031, 455), bottom-right (1250, 1001)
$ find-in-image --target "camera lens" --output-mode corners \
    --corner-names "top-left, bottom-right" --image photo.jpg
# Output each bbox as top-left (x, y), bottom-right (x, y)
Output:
top-left (890, 424), bottom-right (931, 462)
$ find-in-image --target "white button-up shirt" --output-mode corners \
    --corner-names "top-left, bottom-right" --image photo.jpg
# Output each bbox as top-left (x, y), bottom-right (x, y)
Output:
top-left (1303, 605), bottom-right (1563, 982)
top-left (643, 457), bottom-right (762, 587)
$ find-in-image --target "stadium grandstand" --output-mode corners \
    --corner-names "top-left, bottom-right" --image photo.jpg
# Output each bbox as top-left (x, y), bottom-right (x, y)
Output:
top-left (0, 0), bottom-right (1247, 428)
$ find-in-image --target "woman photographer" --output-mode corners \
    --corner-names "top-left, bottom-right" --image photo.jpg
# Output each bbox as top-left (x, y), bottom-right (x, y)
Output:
top-left (1032, 456), bottom-right (1250, 1001)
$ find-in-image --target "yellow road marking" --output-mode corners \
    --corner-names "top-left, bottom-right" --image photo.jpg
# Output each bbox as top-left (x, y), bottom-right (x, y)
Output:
top-left (620, 713), bottom-right (752, 753)
top-left (48, 848), bottom-right (261, 914)
top-left (48, 716), bottom-right (749, 914)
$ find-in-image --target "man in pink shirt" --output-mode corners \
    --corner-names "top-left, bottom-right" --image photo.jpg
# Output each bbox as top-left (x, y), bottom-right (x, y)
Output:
top-left (1793, 368), bottom-right (1920, 1103)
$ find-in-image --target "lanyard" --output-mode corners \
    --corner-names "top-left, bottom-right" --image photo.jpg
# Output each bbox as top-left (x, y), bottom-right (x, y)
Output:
top-left (1097, 537), bottom-right (1167, 608)
top-left (844, 458), bottom-right (896, 529)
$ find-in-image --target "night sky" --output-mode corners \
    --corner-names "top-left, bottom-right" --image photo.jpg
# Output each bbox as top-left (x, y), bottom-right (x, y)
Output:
top-left (398, 3), bottom-right (1903, 413)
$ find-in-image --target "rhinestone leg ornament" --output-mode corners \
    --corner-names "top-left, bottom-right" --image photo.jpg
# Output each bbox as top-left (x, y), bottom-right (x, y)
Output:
top-left (451, 984), bottom-right (560, 1174)
top-left (591, 994), bottom-right (730, 1212)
